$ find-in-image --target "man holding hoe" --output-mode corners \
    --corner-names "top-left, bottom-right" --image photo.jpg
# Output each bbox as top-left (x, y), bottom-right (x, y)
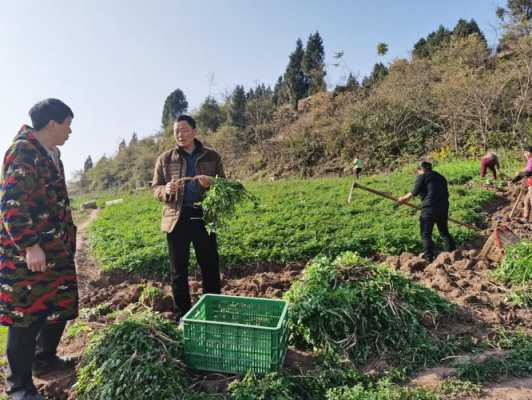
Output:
top-left (398, 161), bottom-right (456, 262)
top-left (152, 115), bottom-right (225, 323)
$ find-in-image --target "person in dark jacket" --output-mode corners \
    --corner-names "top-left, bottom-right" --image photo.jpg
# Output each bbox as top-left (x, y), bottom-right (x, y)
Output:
top-left (0, 99), bottom-right (78, 400)
top-left (152, 115), bottom-right (225, 322)
top-left (398, 161), bottom-right (456, 262)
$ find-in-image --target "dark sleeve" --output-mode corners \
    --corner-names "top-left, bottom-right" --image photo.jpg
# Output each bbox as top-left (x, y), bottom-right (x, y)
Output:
top-left (411, 175), bottom-right (424, 197)
top-left (526, 170), bottom-right (532, 177)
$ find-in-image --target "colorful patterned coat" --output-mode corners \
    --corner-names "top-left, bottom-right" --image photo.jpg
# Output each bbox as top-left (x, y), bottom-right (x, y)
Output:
top-left (0, 125), bottom-right (78, 327)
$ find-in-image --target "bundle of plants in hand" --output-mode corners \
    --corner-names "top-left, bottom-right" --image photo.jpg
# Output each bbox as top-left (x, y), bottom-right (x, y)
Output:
top-left (75, 310), bottom-right (188, 400)
top-left (200, 177), bottom-right (257, 233)
top-left (285, 252), bottom-right (459, 369)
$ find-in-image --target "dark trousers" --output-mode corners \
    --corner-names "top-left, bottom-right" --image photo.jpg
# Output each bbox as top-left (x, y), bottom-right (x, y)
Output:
top-left (420, 207), bottom-right (456, 261)
top-left (6, 319), bottom-right (66, 394)
top-left (167, 207), bottom-right (221, 317)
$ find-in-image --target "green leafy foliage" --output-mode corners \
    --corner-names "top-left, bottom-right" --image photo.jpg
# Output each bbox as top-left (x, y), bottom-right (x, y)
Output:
top-left (285, 252), bottom-right (460, 369)
top-left (75, 311), bottom-right (188, 400)
top-left (88, 160), bottom-right (492, 276)
top-left (325, 379), bottom-right (438, 400)
top-left (456, 334), bottom-right (532, 383)
top-left (201, 177), bottom-right (257, 233)
top-left (493, 241), bottom-right (532, 285)
top-left (492, 241), bottom-right (532, 307)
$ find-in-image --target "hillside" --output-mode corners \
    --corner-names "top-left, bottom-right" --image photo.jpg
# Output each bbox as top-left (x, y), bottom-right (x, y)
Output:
top-left (74, 7), bottom-right (532, 192)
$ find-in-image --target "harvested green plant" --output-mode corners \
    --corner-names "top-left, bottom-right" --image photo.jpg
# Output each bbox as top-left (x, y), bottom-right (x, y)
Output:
top-left (285, 252), bottom-right (458, 370)
top-left (325, 379), bottom-right (438, 400)
top-left (201, 177), bottom-right (257, 233)
top-left (75, 310), bottom-right (188, 400)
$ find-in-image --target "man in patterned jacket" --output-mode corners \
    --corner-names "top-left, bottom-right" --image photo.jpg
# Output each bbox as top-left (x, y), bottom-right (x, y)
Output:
top-left (0, 99), bottom-right (78, 400)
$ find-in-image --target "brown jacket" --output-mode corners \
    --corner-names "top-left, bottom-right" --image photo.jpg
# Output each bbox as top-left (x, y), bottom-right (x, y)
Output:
top-left (152, 140), bottom-right (225, 233)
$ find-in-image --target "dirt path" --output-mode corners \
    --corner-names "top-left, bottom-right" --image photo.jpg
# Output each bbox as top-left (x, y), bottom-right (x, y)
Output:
top-left (74, 209), bottom-right (101, 300)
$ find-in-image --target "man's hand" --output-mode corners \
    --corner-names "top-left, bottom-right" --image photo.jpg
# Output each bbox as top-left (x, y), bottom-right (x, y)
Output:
top-left (26, 244), bottom-right (47, 272)
top-left (397, 193), bottom-right (412, 205)
top-left (165, 180), bottom-right (180, 195)
top-left (196, 175), bottom-right (213, 189)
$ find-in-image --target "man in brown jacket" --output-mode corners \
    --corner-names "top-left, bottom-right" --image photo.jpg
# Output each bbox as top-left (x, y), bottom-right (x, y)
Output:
top-left (152, 115), bottom-right (225, 322)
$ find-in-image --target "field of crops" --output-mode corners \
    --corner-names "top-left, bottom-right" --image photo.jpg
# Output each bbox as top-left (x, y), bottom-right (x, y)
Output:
top-left (86, 160), bottom-right (494, 276)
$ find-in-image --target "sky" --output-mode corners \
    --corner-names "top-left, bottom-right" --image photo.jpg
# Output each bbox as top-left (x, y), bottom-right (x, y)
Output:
top-left (0, 0), bottom-right (504, 179)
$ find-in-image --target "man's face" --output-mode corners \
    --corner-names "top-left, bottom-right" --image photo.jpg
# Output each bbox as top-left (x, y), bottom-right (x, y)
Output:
top-left (174, 120), bottom-right (196, 149)
top-left (525, 150), bottom-right (532, 159)
top-left (50, 116), bottom-right (73, 146)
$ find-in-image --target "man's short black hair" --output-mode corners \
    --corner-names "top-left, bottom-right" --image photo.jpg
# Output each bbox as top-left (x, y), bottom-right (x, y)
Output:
top-left (29, 99), bottom-right (74, 131)
top-left (526, 145), bottom-right (532, 153)
top-left (419, 161), bottom-right (433, 170)
top-left (176, 114), bottom-right (196, 129)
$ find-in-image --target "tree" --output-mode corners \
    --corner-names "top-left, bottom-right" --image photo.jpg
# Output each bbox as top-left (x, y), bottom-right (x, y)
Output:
top-left (498, 0), bottom-right (532, 48)
top-left (83, 155), bottom-right (93, 172)
top-left (161, 89), bottom-right (188, 128)
top-left (303, 32), bottom-right (326, 94)
top-left (377, 42), bottom-right (388, 56)
top-left (196, 96), bottom-right (223, 132)
top-left (413, 25), bottom-right (452, 58)
top-left (130, 132), bottom-right (138, 146)
top-left (363, 62), bottom-right (389, 88)
top-left (452, 19), bottom-right (487, 45)
top-left (229, 85), bottom-right (247, 129)
top-left (346, 73), bottom-right (360, 91)
top-left (273, 76), bottom-right (288, 106)
top-left (284, 39), bottom-right (309, 108)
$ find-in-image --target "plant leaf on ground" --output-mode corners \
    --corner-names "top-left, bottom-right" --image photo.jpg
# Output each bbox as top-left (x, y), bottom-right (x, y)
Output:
top-left (75, 310), bottom-right (188, 400)
top-left (284, 252), bottom-right (465, 371)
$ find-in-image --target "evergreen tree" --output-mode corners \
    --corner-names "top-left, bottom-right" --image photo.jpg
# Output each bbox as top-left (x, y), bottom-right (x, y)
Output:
top-left (284, 39), bottom-right (309, 108)
top-left (272, 76), bottom-right (287, 106)
top-left (229, 85), bottom-right (247, 129)
top-left (452, 18), bottom-right (487, 44)
top-left (303, 32), bottom-right (326, 95)
top-left (196, 96), bottom-right (223, 132)
top-left (161, 88), bottom-right (188, 128)
top-left (130, 132), bottom-right (139, 146)
top-left (346, 73), bottom-right (360, 91)
top-left (83, 156), bottom-right (93, 172)
top-left (363, 63), bottom-right (389, 88)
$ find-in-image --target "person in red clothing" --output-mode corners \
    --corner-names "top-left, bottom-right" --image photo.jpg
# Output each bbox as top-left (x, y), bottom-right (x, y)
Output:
top-left (479, 151), bottom-right (499, 180)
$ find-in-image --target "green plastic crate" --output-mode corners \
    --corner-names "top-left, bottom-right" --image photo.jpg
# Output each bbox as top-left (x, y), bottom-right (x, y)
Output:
top-left (182, 294), bottom-right (289, 374)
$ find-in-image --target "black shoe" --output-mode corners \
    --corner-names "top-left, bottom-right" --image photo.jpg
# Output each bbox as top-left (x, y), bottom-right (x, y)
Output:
top-left (8, 387), bottom-right (43, 400)
top-left (33, 355), bottom-right (76, 376)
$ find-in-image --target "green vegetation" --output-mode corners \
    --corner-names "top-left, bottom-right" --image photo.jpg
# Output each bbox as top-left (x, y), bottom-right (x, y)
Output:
top-left (66, 321), bottom-right (93, 339)
top-left (88, 159), bottom-right (492, 276)
top-left (285, 252), bottom-right (462, 370)
top-left (437, 378), bottom-right (482, 400)
top-left (228, 369), bottom-right (439, 400)
top-left (492, 241), bottom-right (532, 306)
top-left (456, 334), bottom-right (532, 384)
top-left (493, 241), bottom-right (532, 285)
top-left (325, 380), bottom-right (438, 400)
top-left (75, 311), bottom-right (188, 400)
top-left (202, 177), bottom-right (257, 233)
